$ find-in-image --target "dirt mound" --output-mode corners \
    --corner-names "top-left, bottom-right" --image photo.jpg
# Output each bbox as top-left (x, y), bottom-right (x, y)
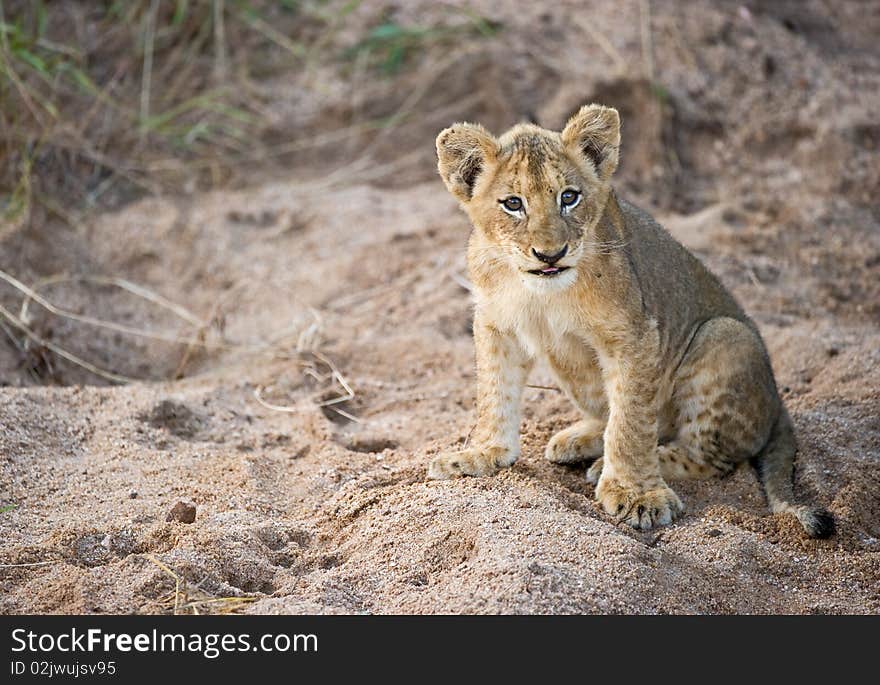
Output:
top-left (1, 0), bottom-right (878, 614)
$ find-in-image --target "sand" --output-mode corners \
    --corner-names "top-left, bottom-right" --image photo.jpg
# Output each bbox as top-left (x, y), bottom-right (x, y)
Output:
top-left (1, 0), bottom-right (878, 614)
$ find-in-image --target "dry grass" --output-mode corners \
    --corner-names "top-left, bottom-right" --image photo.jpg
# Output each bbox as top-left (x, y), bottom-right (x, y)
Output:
top-left (0, 559), bottom-right (60, 568)
top-left (0, 261), bottom-right (365, 427)
top-left (142, 554), bottom-right (258, 615)
top-left (0, 1), bottom-right (499, 387)
top-left (0, 1), bottom-right (500, 230)
top-left (0, 0), bottom-right (321, 226)
top-left (254, 350), bottom-right (361, 423)
top-left (0, 265), bottom-right (328, 384)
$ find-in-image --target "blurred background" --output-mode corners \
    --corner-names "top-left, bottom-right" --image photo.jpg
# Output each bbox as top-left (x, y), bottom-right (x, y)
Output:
top-left (1, 1), bottom-right (879, 615)
top-left (1, 0), bottom-right (877, 386)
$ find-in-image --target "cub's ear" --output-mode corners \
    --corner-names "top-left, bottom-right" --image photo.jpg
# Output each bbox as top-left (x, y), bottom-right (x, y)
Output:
top-left (436, 123), bottom-right (498, 202)
top-left (561, 104), bottom-right (620, 181)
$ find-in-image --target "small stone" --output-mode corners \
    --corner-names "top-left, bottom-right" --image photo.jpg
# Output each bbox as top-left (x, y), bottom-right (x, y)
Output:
top-left (707, 528), bottom-right (723, 537)
top-left (166, 501), bottom-right (196, 524)
top-left (127, 489), bottom-right (138, 499)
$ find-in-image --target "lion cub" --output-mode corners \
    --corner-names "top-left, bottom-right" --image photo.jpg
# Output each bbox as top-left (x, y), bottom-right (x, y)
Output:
top-left (428, 104), bottom-right (833, 537)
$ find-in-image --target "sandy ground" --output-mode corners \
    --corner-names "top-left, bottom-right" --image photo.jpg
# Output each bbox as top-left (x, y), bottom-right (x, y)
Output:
top-left (1, 0), bottom-right (879, 614)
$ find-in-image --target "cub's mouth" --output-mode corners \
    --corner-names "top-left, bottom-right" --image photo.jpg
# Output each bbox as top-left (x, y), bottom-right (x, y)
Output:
top-left (526, 266), bottom-right (570, 277)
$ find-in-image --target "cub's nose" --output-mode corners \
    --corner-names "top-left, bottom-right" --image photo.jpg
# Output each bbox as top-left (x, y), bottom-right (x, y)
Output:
top-left (532, 244), bottom-right (568, 264)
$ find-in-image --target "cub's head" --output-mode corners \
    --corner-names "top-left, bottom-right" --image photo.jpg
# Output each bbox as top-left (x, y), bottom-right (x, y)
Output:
top-left (436, 104), bottom-right (620, 293)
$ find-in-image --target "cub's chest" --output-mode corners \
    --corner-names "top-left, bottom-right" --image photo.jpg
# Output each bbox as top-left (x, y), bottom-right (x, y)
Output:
top-left (515, 311), bottom-right (582, 360)
top-left (481, 289), bottom-right (595, 361)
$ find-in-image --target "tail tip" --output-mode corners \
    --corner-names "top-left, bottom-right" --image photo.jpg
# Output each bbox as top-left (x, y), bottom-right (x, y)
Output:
top-left (800, 507), bottom-right (836, 539)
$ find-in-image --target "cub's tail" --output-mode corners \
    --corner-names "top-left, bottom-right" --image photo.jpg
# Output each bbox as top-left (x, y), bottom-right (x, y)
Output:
top-left (751, 407), bottom-right (835, 538)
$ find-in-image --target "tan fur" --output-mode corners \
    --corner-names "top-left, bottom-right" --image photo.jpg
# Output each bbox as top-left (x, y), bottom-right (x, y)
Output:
top-left (429, 105), bottom-right (834, 537)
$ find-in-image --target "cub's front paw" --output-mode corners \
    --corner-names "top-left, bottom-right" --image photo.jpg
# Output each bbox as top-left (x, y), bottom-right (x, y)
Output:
top-left (427, 446), bottom-right (515, 480)
top-left (595, 477), bottom-right (684, 530)
top-left (544, 426), bottom-right (603, 464)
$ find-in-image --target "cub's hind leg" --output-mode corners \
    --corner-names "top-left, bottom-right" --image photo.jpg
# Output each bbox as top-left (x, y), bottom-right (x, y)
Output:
top-left (660, 317), bottom-right (778, 481)
top-left (659, 317), bottom-right (834, 537)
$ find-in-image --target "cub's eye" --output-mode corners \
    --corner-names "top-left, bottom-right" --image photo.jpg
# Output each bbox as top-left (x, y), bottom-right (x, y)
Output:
top-left (560, 189), bottom-right (580, 207)
top-left (501, 196), bottom-right (523, 213)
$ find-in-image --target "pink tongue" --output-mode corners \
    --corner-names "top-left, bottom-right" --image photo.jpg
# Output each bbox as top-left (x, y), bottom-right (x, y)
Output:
top-left (541, 267), bottom-right (560, 274)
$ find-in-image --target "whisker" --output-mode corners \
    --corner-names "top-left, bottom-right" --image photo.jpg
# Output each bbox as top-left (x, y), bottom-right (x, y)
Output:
top-left (583, 238), bottom-right (629, 255)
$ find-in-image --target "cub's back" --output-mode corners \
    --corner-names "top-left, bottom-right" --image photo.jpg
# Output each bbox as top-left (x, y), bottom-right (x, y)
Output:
top-left (616, 196), bottom-right (749, 348)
